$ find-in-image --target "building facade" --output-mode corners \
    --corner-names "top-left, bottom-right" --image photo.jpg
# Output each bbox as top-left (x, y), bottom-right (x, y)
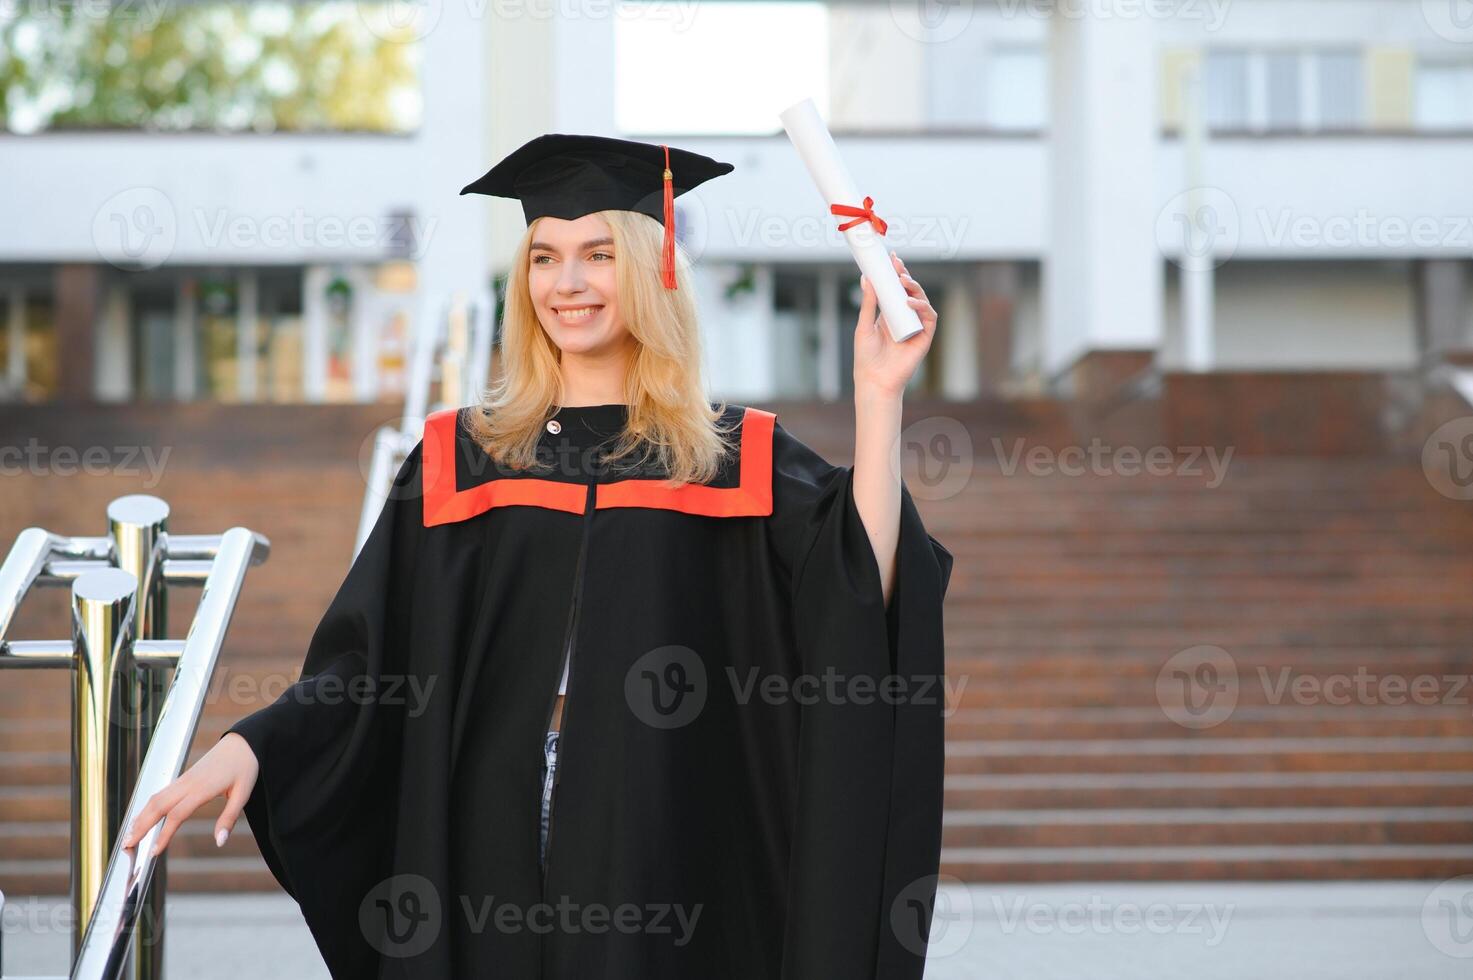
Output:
top-left (1, 0), bottom-right (1469, 406)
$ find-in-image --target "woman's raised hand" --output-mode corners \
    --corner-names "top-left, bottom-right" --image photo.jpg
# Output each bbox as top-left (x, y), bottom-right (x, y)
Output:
top-left (119, 731), bottom-right (260, 856)
top-left (853, 250), bottom-right (938, 399)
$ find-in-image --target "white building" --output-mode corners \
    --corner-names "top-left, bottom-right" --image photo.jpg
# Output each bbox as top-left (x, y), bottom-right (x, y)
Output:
top-left (1, 0), bottom-right (1470, 405)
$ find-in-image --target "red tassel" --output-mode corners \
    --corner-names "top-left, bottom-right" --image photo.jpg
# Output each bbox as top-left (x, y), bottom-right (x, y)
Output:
top-left (661, 144), bottom-right (677, 289)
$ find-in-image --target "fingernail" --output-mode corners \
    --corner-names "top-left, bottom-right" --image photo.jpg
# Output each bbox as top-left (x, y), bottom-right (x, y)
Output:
top-left (216, 828), bottom-right (229, 847)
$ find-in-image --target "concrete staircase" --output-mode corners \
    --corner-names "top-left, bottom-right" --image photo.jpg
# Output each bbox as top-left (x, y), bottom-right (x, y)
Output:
top-left (3, 398), bottom-right (1473, 891)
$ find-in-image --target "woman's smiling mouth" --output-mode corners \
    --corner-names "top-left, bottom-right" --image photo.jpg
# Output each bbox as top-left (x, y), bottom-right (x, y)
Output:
top-left (554, 305), bottom-right (604, 323)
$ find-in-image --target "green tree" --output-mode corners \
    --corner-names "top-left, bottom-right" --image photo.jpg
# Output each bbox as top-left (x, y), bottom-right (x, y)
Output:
top-left (0, 2), bottom-right (420, 133)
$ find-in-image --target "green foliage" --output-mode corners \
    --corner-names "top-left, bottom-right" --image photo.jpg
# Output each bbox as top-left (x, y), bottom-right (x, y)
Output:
top-left (0, 2), bottom-right (420, 133)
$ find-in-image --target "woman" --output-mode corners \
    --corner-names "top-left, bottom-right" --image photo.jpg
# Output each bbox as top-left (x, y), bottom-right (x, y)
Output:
top-left (122, 134), bottom-right (953, 979)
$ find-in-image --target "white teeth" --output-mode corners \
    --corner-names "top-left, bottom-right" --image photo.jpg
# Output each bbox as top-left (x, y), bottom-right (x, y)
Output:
top-left (557, 306), bottom-right (602, 320)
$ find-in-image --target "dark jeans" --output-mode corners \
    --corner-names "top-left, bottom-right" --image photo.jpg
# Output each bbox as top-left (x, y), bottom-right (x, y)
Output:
top-left (539, 729), bottom-right (560, 868)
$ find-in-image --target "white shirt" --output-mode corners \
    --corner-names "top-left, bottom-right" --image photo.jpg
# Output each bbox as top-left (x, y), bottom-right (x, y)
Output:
top-left (557, 630), bottom-right (572, 695)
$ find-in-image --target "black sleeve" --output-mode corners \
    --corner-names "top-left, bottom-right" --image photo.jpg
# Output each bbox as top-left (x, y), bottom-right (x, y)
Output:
top-left (766, 420), bottom-right (954, 980)
top-left (221, 440), bottom-right (425, 976)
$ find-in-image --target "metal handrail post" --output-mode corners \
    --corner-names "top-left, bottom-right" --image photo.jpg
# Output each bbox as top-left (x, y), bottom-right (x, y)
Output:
top-left (70, 527), bottom-right (267, 980)
top-left (0, 501), bottom-right (271, 980)
top-left (68, 568), bottom-right (139, 966)
top-left (107, 497), bottom-right (170, 980)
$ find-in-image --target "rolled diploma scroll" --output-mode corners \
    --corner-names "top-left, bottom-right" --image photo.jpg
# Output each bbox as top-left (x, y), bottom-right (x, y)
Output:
top-left (778, 97), bottom-right (924, 343)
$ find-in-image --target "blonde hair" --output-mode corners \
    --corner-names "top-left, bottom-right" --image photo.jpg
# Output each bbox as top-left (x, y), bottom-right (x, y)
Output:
top-left (468, 208), bottom-right (738, 486)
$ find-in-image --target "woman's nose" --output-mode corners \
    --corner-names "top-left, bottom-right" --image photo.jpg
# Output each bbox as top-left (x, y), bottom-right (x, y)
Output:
top-left (556, 264), bottom-right (586, 291)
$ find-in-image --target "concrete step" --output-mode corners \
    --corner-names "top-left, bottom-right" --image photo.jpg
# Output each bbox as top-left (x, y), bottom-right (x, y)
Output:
top-left (941, 806), bottom-right (1473, 847)
top-left (938, 844), bottom-right (1473, 882)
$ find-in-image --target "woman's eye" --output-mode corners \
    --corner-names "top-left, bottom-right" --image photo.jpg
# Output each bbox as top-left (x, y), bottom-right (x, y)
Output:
top-left (532, 253), bottom-right (609, 264)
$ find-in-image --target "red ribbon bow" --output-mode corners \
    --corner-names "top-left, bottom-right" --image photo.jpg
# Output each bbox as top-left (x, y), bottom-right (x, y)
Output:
top-left (830, 195), bottom-right (888, 236)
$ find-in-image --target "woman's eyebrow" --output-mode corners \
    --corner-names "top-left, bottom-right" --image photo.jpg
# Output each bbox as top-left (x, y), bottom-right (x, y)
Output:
top-left (529, 237), bottom-right (615, 252)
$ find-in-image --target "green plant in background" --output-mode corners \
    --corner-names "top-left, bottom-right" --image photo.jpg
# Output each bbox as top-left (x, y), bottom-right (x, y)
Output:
top-left (325, 274), bottom-right (353, 316)
top-left (199, 278), bottom-right (237, 316)
top-left (724, 264), bottom-right (756, 301)
top-left (491, 272), bottom-right (508, 348)
top-left (0, 2), bottom-right (420, 134)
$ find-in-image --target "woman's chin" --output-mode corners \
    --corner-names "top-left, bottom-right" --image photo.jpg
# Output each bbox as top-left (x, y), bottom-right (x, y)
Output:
top-left (550, 332), bottom-right (614, 357)
top-left (545, 322), bottom-right (630, 358)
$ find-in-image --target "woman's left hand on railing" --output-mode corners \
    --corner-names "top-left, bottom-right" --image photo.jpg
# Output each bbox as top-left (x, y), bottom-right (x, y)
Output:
top-left (119, 731), bottom-right (260, 855)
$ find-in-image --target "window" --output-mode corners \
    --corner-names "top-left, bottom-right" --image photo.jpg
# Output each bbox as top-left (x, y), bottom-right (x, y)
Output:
top-left (927, 33), bottom-right (988, 129)
top-left (1316, 51), bottom-right (1363, 130)
top-left (1205, 50), bottom-right (1250, 130)
top-left (1264, 52), bottom-right (1302, 131)
top-left (1202, 49), bottom-right (1363, 132)
top-left (985, 46), bottom-right (1047, 131)
top-left (1416, 60), bottom-right (1473, 130)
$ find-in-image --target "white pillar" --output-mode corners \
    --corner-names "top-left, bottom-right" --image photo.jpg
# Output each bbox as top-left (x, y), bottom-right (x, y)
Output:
top-left (696, 264), bottom-right (769, 400)
top-left (351, 265), bottom-right (380, 403)
top-left (95, 283), bottom-right (132, 402)
top-left (236, 270), bottom-right (259, 400)
top-left (173, 277), bottom-right (197, 401)
top-left (1045, 12), bottom-right (1162, 375)
top-left (939, 268), bottom-right (980, 400)
top-left (303, 264), bottom-right (330, 403)
top-left (816, 267), bottom-right (842, 401)
top-left (1180, 60), bottom-right (1214, 371)
top-left (416, 0), bottom-right (490, 350)
top-left (1422, 260), bottom-right (1470, 357)
top-left (6, 284), bottom-right (25, 397)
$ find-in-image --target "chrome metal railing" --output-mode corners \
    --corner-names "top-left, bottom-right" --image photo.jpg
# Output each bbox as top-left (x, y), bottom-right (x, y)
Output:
top-left (356, 284), bottom-right (495, 556)
top-left (0, 497), bottom-right (269, 980)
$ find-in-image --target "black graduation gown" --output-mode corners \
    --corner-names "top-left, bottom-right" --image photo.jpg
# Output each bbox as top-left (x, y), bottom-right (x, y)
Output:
top-left (223, 400), bottom-right (954, 980)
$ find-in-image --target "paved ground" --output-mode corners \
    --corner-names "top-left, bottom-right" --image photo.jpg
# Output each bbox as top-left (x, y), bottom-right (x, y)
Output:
top-left (1, 881), bottom-right (1466, 978)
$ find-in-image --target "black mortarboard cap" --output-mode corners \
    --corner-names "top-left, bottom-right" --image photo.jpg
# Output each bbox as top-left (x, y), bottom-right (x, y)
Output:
top-left (459, 133), bottom-right (735, 289)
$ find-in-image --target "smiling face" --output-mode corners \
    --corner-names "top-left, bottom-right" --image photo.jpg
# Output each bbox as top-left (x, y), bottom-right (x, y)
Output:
top-left (528, 213), bottom-right (631, 360)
